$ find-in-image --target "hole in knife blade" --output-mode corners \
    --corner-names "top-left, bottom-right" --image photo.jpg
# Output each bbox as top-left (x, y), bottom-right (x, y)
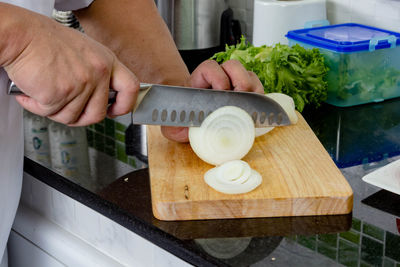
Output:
top-left (189, 111), bottom-right (195, 122)
top-left (260, 112), bottom-right (267, 124)
top-left (171, 110), bottom-right (177, 122)
top-left (152, 109), bottom-right (158, 122)
top-left (198, 111), bottom-right (204, 123)
top-left (180, 111), bottom-right (186, 122)
top-left (161, 109), bottom-right (168, 122)
top-left (277, 113), bottom-right (283, 125)
top-left (252, 112), bottom-right (258, 124)
top-left (268, 113), bottom-right (274, 125)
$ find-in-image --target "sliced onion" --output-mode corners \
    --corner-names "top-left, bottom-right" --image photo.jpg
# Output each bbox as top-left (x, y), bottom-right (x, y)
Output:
top-left (204, 160), bottom-right (262, 194)
top-left (189, 106), bottom-right (255, 166)
top-left (255, 93), bottom-right (298, 137)
top-left (265, 93), bottom-right (298, 124)
top-left (255, 127), bottom-right (274, 137)
top-left (216, 160), bottom-right (251, 185)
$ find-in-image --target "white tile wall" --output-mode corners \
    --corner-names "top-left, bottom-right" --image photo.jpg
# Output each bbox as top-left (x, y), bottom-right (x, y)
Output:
top-left (329, 0), bottom-right (400, 32)
top-left (228, 0), bottom-right (400, 44)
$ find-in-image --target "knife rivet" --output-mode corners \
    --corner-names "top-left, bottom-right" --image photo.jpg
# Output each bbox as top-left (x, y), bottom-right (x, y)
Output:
top-left (161, 109), bottom-right (168, 122)
top-left (171, 110), bottom-right (177, 122)
top-left (152, 109), bottom-right (159, 122)
top-left (180, 111), bottom-right (186, 122)
top-left (260, 112), bottom-right (267, 124)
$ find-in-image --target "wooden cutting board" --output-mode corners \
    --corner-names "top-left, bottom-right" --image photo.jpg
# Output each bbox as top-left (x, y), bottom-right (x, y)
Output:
top-left (147, 112), bottom-right (353, 221)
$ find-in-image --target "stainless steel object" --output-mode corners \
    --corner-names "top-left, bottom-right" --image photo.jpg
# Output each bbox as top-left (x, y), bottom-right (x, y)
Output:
top-left (156, 0), bottom-right (228, 50)
top-left (7, 82), bottom-right (291, 128)
top-left (7, 80), bottom-right (118, 101)
top-left (52, 10), bottom-right (82, 31)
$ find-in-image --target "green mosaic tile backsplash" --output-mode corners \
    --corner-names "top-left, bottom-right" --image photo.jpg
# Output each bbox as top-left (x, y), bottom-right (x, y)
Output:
top-left (289, 218), bottom-right (400, 267)
top-left (87, 118), bottom-right (137, 168)
top-left (361, 236), bottom-right (384, 266)
top-left (339, 239), bottom-right (359, 267)
top-left (364, 223), bottom-right (385, 241)
top-left (386, 232), bottom-right (400, 262)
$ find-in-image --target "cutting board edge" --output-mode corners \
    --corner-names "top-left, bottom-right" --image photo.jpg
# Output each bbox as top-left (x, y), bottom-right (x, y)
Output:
top-left (151, 192), bottom-right (354, 221)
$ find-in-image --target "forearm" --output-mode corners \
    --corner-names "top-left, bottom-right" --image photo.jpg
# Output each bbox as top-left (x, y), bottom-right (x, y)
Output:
top-left (74, 0), bottom-right (190, 86)
top-left (0, 3), bottom-right (36, 67)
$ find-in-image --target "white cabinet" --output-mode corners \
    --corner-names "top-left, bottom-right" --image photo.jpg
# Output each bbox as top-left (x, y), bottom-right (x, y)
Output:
top-left (8, 231), bottom-right (65, 267)
top-left (11, 173), bottom-right (192, 267)
top-left (10, 204), bottom-right (124, 267)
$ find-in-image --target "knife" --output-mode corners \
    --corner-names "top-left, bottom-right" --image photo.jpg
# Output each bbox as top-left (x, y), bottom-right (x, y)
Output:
top-left (7, 81), bottom-right (291, 128)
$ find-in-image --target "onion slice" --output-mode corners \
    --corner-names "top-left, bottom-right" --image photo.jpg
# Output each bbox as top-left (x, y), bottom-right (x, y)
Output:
top-left (265, 93), bottom-right (298, 124)
top-left (255, 127), bottom-right (274, 137)
top-left (189, 106), bottom-right (255, 166)
top-left (204, 160), bottom-right (262, 194)
top-left (255, 93), bottom-right (298, 137)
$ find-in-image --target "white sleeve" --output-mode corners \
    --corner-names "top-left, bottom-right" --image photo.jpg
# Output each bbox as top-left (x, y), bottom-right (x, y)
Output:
top-left (54, 0), bottom-right (94, 11)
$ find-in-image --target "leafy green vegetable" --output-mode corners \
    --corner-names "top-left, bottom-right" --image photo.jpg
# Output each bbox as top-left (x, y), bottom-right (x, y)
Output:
top-left (211, 36), bottom-right (329, 112)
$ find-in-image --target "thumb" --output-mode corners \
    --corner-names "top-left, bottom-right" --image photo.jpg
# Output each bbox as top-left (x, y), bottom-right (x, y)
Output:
top-left (107, 59), bottom-right (140, 117)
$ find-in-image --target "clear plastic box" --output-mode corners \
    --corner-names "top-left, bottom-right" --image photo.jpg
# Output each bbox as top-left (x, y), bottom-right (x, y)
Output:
top-left (286, 23), bottom-right (400, 107)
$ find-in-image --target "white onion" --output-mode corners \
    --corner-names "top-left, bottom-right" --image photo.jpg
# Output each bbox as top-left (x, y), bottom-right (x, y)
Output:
top-left (255, 127), bottom-right (274, 137)
top-left (189, 106), bottom-right (255, 166)
top-left (188, 95), bottom-right (298, 194)
top-left (265, 93), bottom-right (298, 124)
top-left (204, 160), bottom-right (262, 194)
top-left (255, 93), bottom-right (298, 137)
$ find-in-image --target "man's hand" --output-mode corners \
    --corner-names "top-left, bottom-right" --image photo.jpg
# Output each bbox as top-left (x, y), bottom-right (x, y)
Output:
top-left (161, 59), bottom-right (264, 142)
top-left (2, 5), bottom-right (139, 126)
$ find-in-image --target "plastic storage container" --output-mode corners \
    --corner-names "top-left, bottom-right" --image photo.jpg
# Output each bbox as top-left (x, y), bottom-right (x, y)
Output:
top-left (48, 122), bottom-right (91, 184)
top-left (286, 23), bottom-right (400, 107)
top-left (24, 112), bottom-right (52, 168)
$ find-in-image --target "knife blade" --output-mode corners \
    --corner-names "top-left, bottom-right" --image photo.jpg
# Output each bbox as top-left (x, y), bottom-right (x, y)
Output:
top-left (7, 81), bottom-right (291, 128)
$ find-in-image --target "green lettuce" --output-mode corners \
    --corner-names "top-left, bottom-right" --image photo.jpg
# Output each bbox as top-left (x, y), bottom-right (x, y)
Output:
top-left (211, 37), bottom-right (329, 112)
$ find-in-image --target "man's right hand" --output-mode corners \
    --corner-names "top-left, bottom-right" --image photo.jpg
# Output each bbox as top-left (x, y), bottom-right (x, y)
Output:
top-left (1, 4), bottom-right (139, 126)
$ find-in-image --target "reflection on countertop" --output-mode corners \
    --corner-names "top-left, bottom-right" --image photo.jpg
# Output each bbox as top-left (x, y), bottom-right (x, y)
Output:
top-left (23, 98), bottom-right (400, 266)
top-left (99, 169), bottom-right (352, 239)
top-left (99, 168), bottom-right (353, 266)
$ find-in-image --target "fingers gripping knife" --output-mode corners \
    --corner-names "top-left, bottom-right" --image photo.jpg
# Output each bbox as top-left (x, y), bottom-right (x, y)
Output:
top-left (7, 81), bottom-right (291, 128)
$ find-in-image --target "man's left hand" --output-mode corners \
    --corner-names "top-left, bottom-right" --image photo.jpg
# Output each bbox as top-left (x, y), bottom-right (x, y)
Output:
top-left (161, 59), bottom-right (264, 142)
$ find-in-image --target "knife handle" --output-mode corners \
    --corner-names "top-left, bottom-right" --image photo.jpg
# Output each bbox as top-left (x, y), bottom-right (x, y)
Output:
top-left (7, 80), bottom-right (152, 110)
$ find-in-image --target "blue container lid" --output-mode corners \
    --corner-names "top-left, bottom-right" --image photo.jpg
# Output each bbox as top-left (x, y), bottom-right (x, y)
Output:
top-left (286, 23), bottom-right (400, 52)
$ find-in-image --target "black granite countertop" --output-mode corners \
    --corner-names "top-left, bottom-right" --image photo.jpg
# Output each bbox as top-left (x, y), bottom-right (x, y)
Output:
top-left (24, 99), bottom-right (400, 267)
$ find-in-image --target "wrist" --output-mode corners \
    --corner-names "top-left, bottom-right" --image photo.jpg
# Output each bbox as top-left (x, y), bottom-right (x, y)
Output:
top-left (0, 3), bottom-right (37, 67)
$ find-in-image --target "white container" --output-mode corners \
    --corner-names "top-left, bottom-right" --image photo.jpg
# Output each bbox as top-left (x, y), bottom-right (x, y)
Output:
top-left (24, 112), bottom-right (52, 167)
top-left (253, 0), bottom-right (327, 46)
top-left (49, 122), bottom-right (91, 184)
